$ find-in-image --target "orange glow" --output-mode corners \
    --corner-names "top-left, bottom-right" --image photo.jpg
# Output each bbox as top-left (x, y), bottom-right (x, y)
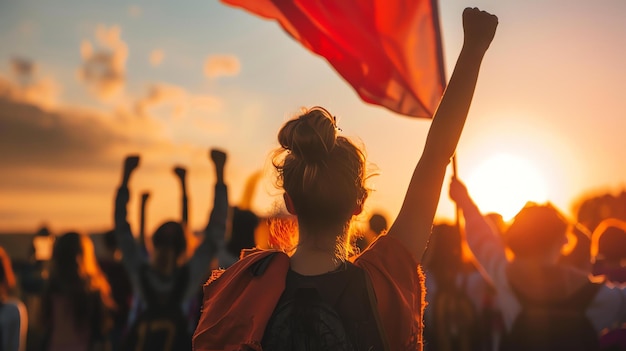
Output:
top-left (465, 153), bottom-right (548, 221)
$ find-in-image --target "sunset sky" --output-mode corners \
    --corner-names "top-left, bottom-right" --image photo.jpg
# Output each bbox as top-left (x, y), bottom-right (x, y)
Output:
top-left (2, 0), bottom-right (626, 236)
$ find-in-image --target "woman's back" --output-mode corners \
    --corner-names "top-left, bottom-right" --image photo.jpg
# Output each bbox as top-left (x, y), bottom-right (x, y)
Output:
top-left (262, 262), bottom-right (384, 350)
top-left (43, 232), bottom-right (114, 351)
top-left (46, 294), bottom-right (97, 351)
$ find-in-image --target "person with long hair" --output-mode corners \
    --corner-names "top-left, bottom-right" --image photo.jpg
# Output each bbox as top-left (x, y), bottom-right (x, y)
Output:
top-left (193, 7), bottom-right (498, 350)
top-left (42, 232), bottom-right (116, 351)
top-left (0, 246), bottom-right (28, 351)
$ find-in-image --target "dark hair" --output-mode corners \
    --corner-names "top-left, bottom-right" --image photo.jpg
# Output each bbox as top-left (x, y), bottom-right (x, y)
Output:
top-left (369, 214), bottom-right (388, 235)
top-left (152, 221), bottom-right (187, 258)
top-left (272, 107), bottom-right (369, 256)
top-left (226, 207), bottom-right (259, 258)
top-left (45, 232), bottom-right (115, 329)
top-left (505, 203), bottom-right (569, 258)
top-left (274, 107), bottom-right (368, 228)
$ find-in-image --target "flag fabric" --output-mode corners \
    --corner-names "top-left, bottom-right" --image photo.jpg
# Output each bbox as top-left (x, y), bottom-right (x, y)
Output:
top-left (221, 0), bottom-right (446, 118)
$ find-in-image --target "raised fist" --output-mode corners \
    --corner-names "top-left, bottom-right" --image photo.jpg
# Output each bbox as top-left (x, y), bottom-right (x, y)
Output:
top-left (449, 177), bottom-right (470, 204)
top-left (173, 166), bottom-right (187, 180)
top-left (124, 155), bottom-right (140, 174)
top-left (210, 149), bottom-right (227, 167)
top-left (141, 192), bottom-right (150, 203)
top-left (462, 7), bottom-right (498, 53)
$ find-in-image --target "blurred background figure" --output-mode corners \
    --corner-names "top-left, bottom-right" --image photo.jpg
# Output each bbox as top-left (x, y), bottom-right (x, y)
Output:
top-left (0, 246), bottom-right (28, 351)
top-left (354, 212), bottom-right (388, 253)
top-left (423, 223), bottom-right (491, 351)
top-left (115, 150), bottom-right (228, 351)
top-left (217, 207), bottom-right (259, 268)
top-left (215, 170), bottom-right (262, 269)
top-left (450, 177), bottom-right (626, 351)
top-left (590, 218), bottom-right (626, 351)
top-left (591, 218), bottom-right (626, 284)
top-left (97, 229), bottom-right (132, 350)
top-left (18, 226), bottom-right (53, 351)
top-left (42, 232), bottom-right (116, 351)
top-left (559, 223), bottom-right (593, 274)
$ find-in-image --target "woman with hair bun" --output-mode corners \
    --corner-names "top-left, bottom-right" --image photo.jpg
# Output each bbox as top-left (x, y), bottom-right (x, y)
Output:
top-left (193, 7), bottom-right (498, 351)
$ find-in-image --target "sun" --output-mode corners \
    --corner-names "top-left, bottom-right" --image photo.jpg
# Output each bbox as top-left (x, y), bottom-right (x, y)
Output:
top-left (464, 153), bottom-right (548, 221)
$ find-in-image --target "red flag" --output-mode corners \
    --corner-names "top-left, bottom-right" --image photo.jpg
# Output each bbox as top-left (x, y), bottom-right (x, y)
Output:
top-left (221, 0), bottom-right (446, 118)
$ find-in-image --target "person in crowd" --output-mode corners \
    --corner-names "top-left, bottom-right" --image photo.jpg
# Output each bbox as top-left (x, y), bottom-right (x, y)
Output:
top-left (124, 166), bottom-right (190, 334)
top-left (355, 212), bottom-right (388, 252)
top-left (138, 191), bottom-right (151, 257)
top-left (115, 149), bottom-right (228, 351)
top-left (97, 230), bottom-right (133, 350)
top-left (214, 170), bottom-right (263, 269)
top-left (423, 223), bottom-right (488, 351)
top-left (19, 227), bottom-right (51, 351)
top-left (559, 222), bottom-right (593, 274)
top-left (217, 207), bottom-right (260, 268)
top-left (590, 219), bottom-right (626, 351)
top-left (0, 246), bottom-right (28, 351)
top-left (41, 232), bottom-right (116, 351)
top-left (192, 7), bottom-right (498, 350)
top-left (591, 218), bottom-right (626, 283)
top-left (449, 177), bottom-right (626, 351)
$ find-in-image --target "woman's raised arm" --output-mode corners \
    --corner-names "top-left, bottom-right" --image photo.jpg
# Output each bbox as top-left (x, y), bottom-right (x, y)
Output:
top-left (387, 8), bottom-right (498, 261)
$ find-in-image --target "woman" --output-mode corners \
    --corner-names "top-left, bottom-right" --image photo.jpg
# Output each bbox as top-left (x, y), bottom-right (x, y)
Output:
top-left (193, 7), bottom-right (498, 350)
top-left (114, 149), bottom-right (228, 351)
top-left (42, 232), bottom-right (116, 351)
top-left (0, 246), bottom-right (28, 351)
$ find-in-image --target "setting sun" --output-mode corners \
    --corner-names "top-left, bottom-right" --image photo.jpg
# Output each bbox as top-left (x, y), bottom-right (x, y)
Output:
top-left (464, 153), bottom-right (548, 221)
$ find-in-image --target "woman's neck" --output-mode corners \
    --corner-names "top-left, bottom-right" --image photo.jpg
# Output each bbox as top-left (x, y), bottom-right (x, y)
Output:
top-left (290, 227), bottom-right (345, 275)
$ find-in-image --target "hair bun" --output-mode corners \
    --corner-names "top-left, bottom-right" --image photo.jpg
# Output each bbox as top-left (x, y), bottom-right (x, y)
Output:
top-left (278, 107), bottom-right (337, 164)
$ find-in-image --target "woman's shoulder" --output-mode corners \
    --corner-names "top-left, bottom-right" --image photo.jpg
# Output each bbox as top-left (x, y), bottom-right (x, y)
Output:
top-left (353, 234), bottom-right (418, 267)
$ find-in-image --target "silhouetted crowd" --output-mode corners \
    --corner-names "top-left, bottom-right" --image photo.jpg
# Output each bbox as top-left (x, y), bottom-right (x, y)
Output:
top-left (1, 151), bottom-right (625, 351)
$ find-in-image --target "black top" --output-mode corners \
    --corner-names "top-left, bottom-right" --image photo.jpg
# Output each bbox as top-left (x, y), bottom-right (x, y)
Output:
top-left (262, 261), bottom-right (385, 351)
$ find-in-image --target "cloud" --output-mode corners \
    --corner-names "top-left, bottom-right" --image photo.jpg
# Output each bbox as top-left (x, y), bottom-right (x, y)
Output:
top-left (204, 55), bottom-right (240, 79)
top-left (11, 57), bottom-right (35, 77)
top-left (149, 49), bottom-right (164, 67)
top-left (78, 25), bottom-right (128, 101)
top-left (0, 92), bottom-right (224, 232)
top-left (135, 82), bottom-right (221, 119)
top-left (190, 95), bottom-right (221, 112)
top-left (0, 97), bottom-right (128, 170)
top-left (0, 64), bottom-right (170, 171)
top-left (18, 20), bottom-right (36, 37)
top-left (2, 58), bottom-right (60, 109)
top-left (136, 83), bottom-right (188, 118)
top-left (128, 5), bottom-right (142, 18)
